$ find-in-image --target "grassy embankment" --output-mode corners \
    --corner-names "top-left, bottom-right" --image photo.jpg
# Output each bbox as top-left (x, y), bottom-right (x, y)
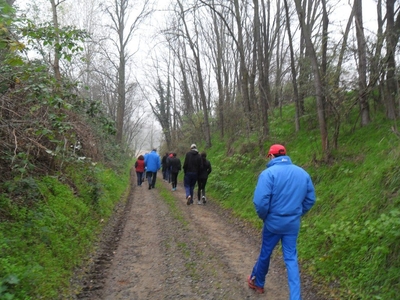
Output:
top-left (204, 104), bottom-right (400, 299)
top-left (0, 161), bottom-right (132, 299)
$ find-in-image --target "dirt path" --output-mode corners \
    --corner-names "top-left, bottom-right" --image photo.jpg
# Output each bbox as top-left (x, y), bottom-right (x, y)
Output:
top-left (74, 171), bottom-right (326, 300)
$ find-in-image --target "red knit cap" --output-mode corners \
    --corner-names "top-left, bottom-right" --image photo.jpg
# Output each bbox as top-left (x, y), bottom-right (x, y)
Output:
top-left (267, 144), bottom-right (286, 156)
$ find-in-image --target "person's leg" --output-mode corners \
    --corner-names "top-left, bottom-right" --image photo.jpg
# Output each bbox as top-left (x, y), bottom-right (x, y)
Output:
top-left (172, 172), bottom-right (178, 189)
top-left (139, 172), bottom-right (144, 186)
top-left (147, 171), bottom-right (152, 189)
top-left (281, 233), bottom-right (301, 300)
top-left (197, 179), bottom-right (203, 202)
top-left (167, 168), bottom-right (171, 183)
top-left (151, 171), bottom-right (157, 188)
top-left (189, 174), bottom-right (197, 202)
top-left (184, 174), bottom-right (191, 199)
top-left (202, 177), bottom-right (208, 199)
top-left (251, 226), bottom-right (281, 288)
top-left (136, 171), bottom-right (140, 186)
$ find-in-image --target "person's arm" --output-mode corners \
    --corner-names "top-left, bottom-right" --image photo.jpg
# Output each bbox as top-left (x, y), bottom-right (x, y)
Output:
top-left (183, 154), bottom-right (188, 173)
top-left (302, 176), bottom-right (316, 216)
top-left (207, 161), bottom-right (212, 175)
top-left (253, 171), bottom-right (272, 221)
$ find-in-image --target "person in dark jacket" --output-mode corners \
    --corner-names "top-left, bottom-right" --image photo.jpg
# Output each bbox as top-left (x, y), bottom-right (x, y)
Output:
top-left (183, 143), bottom-right (202, 205)
top-left (166, 152), bottom-right (173, 183)
top-left (197, 152), bottom-right (212, 205)
top-left (168, 153), bottom-right (181, 191)
top-left (248, 144), bottom-right (316, 298)
top-left (134, 154), bottom-right (145, 186)
top-left (161, 152), bottom-right (169, 181)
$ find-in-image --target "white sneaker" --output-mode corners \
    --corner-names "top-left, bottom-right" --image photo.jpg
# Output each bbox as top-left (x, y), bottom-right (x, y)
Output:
top-left (197, 200), bottom-right (201, 205)
top-left (202, 196), bottom-right (206, 204)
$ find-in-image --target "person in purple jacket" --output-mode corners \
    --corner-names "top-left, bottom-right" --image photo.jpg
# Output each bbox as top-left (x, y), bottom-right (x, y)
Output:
top-left (248, 144), bottom-right (316, 299)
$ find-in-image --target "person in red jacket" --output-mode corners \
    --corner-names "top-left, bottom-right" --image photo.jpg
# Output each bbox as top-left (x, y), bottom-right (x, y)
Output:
top-left (134, 155), bottom-right (145, 186)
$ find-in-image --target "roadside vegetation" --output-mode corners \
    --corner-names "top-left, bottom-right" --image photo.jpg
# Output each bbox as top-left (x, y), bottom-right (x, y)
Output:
top-left (0, 164), bottom-right (130, 299)
top-left (0, 2), bottom-right (132, 299)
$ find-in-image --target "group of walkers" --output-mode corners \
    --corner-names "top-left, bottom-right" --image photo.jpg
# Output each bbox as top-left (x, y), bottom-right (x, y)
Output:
top-left (134, 149), bottom-right (161, 189)
top-left (134, 143), bottom-right (316, 300)
top-left (182, 144), bottom-right (212, 205)
top-left (134, 143), bottom-right (212, 205)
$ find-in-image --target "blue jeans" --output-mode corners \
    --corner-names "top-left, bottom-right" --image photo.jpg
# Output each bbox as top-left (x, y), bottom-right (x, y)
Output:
top-left (251, 226), bottom-right (301, 300)
top-left (147, 171), bottom-right (157, 188)
top-left (136, 172), bottom-right (144, 185)
top-left (166, 168), bottom-right (171, 183)
top-left (184, 172), bottom-right (198, 199)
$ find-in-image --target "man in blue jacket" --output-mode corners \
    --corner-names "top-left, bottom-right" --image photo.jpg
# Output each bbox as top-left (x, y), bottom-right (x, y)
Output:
top-left (144, 148), bottom-right (161, 190)
top-left (248, 144), bottom-right (316, 299)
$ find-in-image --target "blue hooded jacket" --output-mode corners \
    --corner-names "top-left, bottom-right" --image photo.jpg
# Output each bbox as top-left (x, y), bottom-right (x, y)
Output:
top-left (144, 150), bottom-right (161, 172)
top-left (253, 155), bottom-right (316, 234)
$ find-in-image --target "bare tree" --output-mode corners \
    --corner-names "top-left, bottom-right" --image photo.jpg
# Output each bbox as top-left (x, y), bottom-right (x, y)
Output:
top-left (102, 0), bottom-right (152, 144)
top-left (385, 0), bottom-right (400, 120)
top-left (207, 0), bottom-right (228, 138)
top-left (294, 0), bottom-right (329, 158)
top-left (176, 0), bottom-right (212, 147)
top-left (150, 77), bottom-right (172, 149)
top-left (233, 0), bottom-right (252, 132)
top-left (354, 0), bottom-right (370, 126)
top-left (283, 0), bottom-right (300, 131)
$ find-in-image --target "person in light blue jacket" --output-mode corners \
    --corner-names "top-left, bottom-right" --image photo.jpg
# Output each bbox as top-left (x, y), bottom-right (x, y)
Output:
top-left (248, 144), bottom-right (316, 299)
top-left (144, 148), bottom-right (161, 190)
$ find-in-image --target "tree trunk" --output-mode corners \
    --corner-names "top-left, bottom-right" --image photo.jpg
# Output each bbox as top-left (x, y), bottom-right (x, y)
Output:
top-left (294, 0), bottom-right (329, 159)
top-left (259, 0), bottom-right (271, 138)
top-left (354, 0), bottom-right (370, 126)
top-left (105, 0), bottom-right (152, 144)
top-left (283, 0), bottom-right (300, 132)
top-left (49, 0), bottom-right (62, 84)
top-left (211, 2), bottom-right (225, 138)
top-left (178, 1), bottom-right (212, 148)
top-left (233, 0), bottom-right (252, 131)
top-left (385, 0), bottom-right (398, 120)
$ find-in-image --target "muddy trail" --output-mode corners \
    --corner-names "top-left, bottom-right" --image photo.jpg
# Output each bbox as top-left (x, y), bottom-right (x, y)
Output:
top-left (72, 170), bottom-right (327, 300)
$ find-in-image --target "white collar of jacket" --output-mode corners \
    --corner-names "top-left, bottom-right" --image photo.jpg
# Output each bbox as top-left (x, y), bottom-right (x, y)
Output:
top-left (267, 155), bottom-right (291, 167)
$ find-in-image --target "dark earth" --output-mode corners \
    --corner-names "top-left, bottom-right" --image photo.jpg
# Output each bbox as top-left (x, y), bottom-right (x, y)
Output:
top-left (70, 170), bottom-right (330, 300)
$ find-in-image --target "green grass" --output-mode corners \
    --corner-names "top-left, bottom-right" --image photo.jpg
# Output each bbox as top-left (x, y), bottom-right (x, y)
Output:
top-left (158, 183), bottom-right (188, 227)
top-left (0, 162), bottom-right (131, 299)
top-left (205, 108), bottom-right (400, 299)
